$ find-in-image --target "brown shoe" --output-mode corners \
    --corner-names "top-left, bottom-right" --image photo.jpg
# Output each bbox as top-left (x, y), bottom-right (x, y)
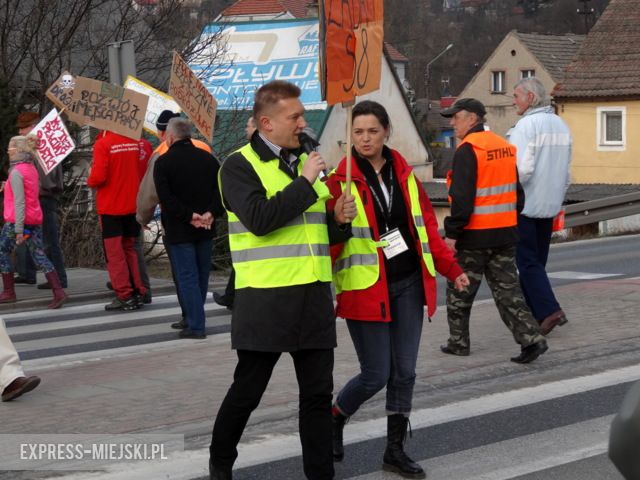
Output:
top-left (2, 376), bottom-right (41, 402)
top-left (540, 310), bottom-right (568, 335)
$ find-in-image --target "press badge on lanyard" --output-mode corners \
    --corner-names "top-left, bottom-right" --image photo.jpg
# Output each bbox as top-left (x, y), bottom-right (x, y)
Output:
top-left (380, 228), bottom-right (408, 259)
top-left (369, 167), bottom-right (409, 259)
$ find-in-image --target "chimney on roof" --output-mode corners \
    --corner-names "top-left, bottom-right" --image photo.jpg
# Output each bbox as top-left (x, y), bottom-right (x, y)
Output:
top-left (306, 0), bottom-right (319, 18)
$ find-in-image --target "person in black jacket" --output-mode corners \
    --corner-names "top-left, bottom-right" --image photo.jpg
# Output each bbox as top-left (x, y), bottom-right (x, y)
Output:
top-left (209, 80), bottom-right (355, 480)
top-left (154, 117), bottom-right (224, 339)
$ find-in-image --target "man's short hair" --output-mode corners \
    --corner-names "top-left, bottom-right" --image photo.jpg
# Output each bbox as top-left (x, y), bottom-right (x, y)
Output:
top-left (166, 117), bottom-right (192, 140)
top-left (515, 77), bottom-right (546, 108)
top-left (252, 81), bottom-right (301, 120)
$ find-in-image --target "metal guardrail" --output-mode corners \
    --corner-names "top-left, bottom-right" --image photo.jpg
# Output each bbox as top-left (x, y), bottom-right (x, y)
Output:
top-left (564, 192), bottom-right (640, 228)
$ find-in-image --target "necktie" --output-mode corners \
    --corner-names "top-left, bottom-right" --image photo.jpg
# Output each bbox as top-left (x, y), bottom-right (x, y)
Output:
top-left (280, 149), bottom-right (299, 174)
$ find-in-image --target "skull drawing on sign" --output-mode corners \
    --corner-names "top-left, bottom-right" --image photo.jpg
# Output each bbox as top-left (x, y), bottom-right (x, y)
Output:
top-left (61, 74), bottom-right (75, 89)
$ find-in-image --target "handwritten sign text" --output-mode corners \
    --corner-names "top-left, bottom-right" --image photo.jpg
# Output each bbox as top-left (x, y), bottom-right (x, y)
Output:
top-left (169, 52), bottom-right (217, 141)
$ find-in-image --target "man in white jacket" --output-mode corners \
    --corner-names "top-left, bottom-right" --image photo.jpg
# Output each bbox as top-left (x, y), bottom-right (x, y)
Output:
top-left (509, 77), bottom-right (572, 335)
top-left (1, 318), bottom-right (40, 401)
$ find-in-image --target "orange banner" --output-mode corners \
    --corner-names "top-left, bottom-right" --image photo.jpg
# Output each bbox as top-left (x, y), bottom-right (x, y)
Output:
top-left (321, 0), bottom-right (384, 106)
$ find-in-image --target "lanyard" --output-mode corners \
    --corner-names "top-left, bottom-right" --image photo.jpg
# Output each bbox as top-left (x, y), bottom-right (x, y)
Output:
top-left (367, 166), bottom-right (394, 231)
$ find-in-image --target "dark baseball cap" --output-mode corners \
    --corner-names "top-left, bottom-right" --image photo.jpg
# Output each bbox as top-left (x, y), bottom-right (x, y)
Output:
top-left (440, 98), bottom-right (486, 118)
top-left (156, 110), bottom-right (180, 131)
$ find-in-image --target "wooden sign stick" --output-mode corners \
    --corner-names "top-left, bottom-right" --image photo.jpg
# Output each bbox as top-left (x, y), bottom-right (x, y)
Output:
top-left (342, 99), bottom-right (355, 193)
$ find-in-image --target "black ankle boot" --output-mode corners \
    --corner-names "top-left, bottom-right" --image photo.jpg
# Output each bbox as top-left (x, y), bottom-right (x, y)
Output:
top-left (209, 458), bottom-right (232, 480)
top-left (382, 414), bottom-right (426, 479)
top-left (332, 407), bottom-right (348, 461)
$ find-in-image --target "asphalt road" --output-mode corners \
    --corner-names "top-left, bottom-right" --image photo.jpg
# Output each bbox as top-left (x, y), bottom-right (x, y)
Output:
top-left (10, 234), bottom-right (640, 362)
top-left (226, 380), bottom-right (629, 479)
top-left (3, 234), bottom-right (638, 480)
top-left (435, 233), bottom-right (640, 304)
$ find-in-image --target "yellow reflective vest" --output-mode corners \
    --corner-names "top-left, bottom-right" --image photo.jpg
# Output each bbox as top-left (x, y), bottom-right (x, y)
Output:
top-left (224, 144), bottom-right (333, 289)
top-left (333, 171), bottom-right (436, 294)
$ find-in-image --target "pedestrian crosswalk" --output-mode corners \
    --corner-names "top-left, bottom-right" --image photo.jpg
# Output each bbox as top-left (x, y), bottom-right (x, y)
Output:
top-left (3, 294), bottom-right (232, 362)
top-left (3, 263), bottom-right (638, 480)
top-left (47, 364), bottom-right (637, 480)
top-left (4, 269), bottom-right (627, 364)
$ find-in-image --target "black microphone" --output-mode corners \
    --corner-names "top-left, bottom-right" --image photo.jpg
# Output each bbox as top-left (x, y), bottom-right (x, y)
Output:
top-left (298, 132), bottom-right (327, 182)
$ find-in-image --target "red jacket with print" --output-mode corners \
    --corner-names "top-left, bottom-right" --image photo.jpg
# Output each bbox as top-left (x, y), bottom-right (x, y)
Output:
top-left (87, 131), bottom-right (151, 215)
top-left (326, 148), bottom-right (463, 321)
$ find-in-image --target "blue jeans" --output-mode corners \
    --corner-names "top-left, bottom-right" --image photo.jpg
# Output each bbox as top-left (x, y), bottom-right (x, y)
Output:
top-left (516, 214), bottom-right (561, 322)
top-left (165, 242), bottom-right (186, 318)
top-left (336, 271), bottom-right (425, 416)
top-left (168, 239), bottom-right (212, 333)
top-left (20, 197), bottom-right (67, 286)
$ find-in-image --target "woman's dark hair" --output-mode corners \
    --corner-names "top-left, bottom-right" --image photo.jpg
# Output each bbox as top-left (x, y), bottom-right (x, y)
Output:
top-left (352, 100), bottom-right (391, 131)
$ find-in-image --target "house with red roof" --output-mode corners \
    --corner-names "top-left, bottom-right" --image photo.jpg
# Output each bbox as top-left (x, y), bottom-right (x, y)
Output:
top-left (216, 0), bottom-right (315, 21)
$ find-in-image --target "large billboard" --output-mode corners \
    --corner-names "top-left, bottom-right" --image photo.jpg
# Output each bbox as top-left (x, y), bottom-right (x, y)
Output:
top-left (193, 19), bottom-right (325, 110)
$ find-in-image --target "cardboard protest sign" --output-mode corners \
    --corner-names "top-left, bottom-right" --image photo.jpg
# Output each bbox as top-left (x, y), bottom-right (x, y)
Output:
top-left (124, 75), bottom-right (181, 137)
top-left (69, 76), bottom-right (149, 139)
top-left (45, 72), bottom-right (85, 125)
top-left (169, 51), bottom-right (217, 141)
top-left (321, 0), bottom-right (384, 105)
top-left (32, 109), bottom-right (76, 175)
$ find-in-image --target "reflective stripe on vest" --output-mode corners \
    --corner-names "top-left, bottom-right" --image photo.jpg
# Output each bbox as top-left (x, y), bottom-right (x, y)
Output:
top-left (406, 172), bottom-right (435, 277)
top-left (456, 131), bottom-right (518, 230)
top-left (225, 143), bottom-right (332, 289)
top-left (332, 181), bottom-right (380, 294)
top-left (333, 171), bottom-right (436, 294)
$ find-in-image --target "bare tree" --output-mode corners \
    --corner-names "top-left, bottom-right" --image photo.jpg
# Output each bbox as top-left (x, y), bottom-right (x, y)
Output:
top-left (0, 0), bottom-right (228, 151)
top-left (0, 0), bottom-right (232, 268)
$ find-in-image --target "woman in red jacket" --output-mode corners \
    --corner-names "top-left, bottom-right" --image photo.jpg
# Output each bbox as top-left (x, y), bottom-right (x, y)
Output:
top-left (327, 101), bottom-right (468, 479)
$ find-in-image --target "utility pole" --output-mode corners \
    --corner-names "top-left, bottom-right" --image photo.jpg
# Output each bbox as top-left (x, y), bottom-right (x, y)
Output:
top-left (107, 40), bottom-right (136, 86)
top-left (577, 0), bottom-right (596, 34)
top-left (424, 43), bottom-right (454, 111)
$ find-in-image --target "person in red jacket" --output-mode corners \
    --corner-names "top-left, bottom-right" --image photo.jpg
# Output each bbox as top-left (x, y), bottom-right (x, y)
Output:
top-left (87, 130), bottom-right (151, 311)
top-left (326, 101), bottom-right (469, 479)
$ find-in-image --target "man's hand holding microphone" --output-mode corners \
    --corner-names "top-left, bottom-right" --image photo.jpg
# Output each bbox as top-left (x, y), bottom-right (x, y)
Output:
top-left (299, 132), bottom-right (356, 225)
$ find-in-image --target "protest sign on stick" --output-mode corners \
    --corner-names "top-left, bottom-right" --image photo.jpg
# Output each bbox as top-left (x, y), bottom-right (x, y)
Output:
top-left (320, 0), bottom-right (384, 189)
top-left (169, 51), bottom-right (217, 142)
top-left (45, 72), bottom-right (85, 125)
top-left (32, 109), bottom-right (76, 175)
top-left (69, 76), bottom-right (149, 139)
top-left (124, 76), bottom-right (181, 137)
top-left (320, 0), bottom-right (384, 106)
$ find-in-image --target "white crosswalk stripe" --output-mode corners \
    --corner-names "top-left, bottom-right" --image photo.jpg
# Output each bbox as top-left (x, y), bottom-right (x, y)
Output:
top-left (547, 271), bottom-right (622, 280)
top-left (4, 294), bottom-right (232, 364)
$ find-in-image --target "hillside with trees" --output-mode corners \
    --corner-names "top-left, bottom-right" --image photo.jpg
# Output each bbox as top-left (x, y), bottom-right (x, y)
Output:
top-left (384, 0), bottom-right (610, 99)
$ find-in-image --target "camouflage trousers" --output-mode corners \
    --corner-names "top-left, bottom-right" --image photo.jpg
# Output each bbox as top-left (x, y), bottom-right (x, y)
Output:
top-left (445, 245), bottom-right (544, 352)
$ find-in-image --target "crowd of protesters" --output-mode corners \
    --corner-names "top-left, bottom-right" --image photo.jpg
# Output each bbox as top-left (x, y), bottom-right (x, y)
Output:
top-left (1, 78), bottom-right (574, 480)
